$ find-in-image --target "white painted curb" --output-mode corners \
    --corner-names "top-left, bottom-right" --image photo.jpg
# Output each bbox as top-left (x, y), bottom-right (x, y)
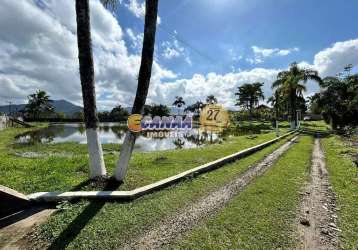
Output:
top-left (28, 130), bottom-right (297, 202)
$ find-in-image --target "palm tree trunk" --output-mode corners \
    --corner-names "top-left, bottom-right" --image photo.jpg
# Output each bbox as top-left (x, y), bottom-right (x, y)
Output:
top-left (114, 0), bottom-right (159, 181)
top-left (76, 0), bottom-right (106, 178)
top-left (290, 90), bottom-right (296, 129)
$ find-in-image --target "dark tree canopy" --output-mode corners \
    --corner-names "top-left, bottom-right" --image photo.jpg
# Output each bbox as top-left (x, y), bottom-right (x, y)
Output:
top-left (206, 95), bottom-right (218, 104)
top-left (312, 73), bottom-right (358, 129)
top-left (24, 90), bottom-right (54, 119)
top-left (144, 104), bottom-right (171, 117)
top-left (272, 62), bottom-right (322, 126)
top-left (235, 82), bottom-right (264, 112)
top-left (172, 96), bottom-right (186, 108)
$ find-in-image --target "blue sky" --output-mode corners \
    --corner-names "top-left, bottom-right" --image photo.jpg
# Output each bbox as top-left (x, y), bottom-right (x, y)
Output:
top-left (117, 0), bottom-right (358, 77)
top-left (1, 0), bottom-right (358, 109)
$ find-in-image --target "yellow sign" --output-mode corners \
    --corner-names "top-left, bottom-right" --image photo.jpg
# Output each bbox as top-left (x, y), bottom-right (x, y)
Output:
top-left (199, 104), bottom-right (230, 132)
top-left (127, 114), bottom-right (143, 132)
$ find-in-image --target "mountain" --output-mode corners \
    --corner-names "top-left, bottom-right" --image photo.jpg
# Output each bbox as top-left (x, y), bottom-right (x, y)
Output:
top-left (0, 100), bottom-right (83, 116)
top-left (52, 100), bottom-right (83, 116)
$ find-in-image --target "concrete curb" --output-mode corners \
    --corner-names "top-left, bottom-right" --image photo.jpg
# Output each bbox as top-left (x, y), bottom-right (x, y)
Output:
top-left (28, 130), bottom-right (297, 202)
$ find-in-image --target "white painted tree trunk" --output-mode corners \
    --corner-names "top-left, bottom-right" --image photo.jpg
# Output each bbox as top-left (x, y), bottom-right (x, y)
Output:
top-left (290, 120), bottom-right (296, 130)
top-left (114, 131), bottom-right (136, 181)
top-left (86, 128), bottom-right (106, 178)
top-left (276, 120), bottom-right (280, 137)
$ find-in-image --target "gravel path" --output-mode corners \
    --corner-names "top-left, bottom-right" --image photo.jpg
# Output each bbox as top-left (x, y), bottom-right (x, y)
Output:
top-left (124, 136), bottom-right (298, 250)
top-left (297, 138), bottom-right (339, 250)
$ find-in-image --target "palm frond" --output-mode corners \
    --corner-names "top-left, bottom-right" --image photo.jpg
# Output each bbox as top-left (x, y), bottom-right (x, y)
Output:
top-left (100, 0), bottom-right (119, 10)
top-left (272, 79), bottom-right (282, 89)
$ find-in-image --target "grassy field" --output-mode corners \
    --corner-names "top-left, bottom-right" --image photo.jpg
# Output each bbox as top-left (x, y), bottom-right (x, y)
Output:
top-left (2, 120), bottom-right (356, 250)
top-left (169, 135), bottom-right (313, 249)
top-left (0, 125), bottom-right (289, 193)
top-left (322, 135), bottom-right (358, 249)
top-left (23, 133), bottom-right (294, 249)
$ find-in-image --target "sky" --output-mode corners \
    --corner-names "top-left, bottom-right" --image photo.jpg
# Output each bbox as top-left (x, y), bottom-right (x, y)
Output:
top-left (1, 0), bottom-right (358, 110)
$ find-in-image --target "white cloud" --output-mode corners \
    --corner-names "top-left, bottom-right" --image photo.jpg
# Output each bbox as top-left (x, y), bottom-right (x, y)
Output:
top-left (247, 46), bottom-right (299, 64)
top-left (228, 48), bottom-right (243, 62)
top-left (161, 40), bottom-right (184, 59)
top-left (121, 0), bottom-right (161, 24)
top-left (246, 57), bottom-right (264, 65)
top-left (252, 46), bottom-right (299, 58)
top-left (126, 28), bottom-right (143, 51)
top-left (0, 0), bottom-right (173, 107)
top-left (161, 38), bottom-right (191, 65)
top-left (311, 39), bottom-right (358, 76)
top-left (149, 68), bottom-right (280, 109)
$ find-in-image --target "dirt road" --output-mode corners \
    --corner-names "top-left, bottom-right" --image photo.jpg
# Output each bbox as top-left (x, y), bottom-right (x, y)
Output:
top-left (125, 137), bottom-right (299, 250)
top-left (297, 138), bottom-right (339, 250)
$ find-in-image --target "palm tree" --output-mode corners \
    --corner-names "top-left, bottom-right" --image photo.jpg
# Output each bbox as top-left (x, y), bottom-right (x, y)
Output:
top-left (206, 95), bottom-right (218, 104)
top-left (184, 101), bottom-right (204, 116)
top-left (267, 89), bottom-right (283, 121)
top-left (114, 0), bottom-right (159, 181)
top-left (235, 83), bottom-right (265, 121)
top-left (25, 90), bottom-right (54, 120)
top-left (75, 0), bottom-right (106, 178)
top-left (172, 96), bottom-right (186, 115)
top-left (272, 62), bottom-right (322, 129)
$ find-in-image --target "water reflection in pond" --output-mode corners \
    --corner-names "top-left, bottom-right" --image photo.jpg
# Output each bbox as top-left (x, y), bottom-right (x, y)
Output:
top-left (16, 123), bottom-right (273, 152)
top-left (16, 123), bottom-right (221, 152)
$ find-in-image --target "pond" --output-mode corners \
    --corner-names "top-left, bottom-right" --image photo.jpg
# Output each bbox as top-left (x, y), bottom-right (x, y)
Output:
top-left (16, 123), bottom-right (223, 152)
top-left (16, 123), bottom-right (274, 152)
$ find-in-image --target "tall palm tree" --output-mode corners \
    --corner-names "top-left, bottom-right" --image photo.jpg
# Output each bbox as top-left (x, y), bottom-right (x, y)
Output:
top-left (25, 90), bottom-right (54, 120)
top-left (172, 96), bottom-right (186, 115)
top-left (235, 82), bottom-right (265, 121)
top-left (75, 0), bottom-right (106, 178)
top-left (114, 0), bottom-right (159, 181)
top-left (272, 62), bottom-right (322, 129)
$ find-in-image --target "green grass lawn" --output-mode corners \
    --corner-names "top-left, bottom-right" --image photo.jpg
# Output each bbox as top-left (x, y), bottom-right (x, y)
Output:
top-left (170, 135), bottom-right (313, 249)
top-left (0, 125), bottom-right (289, 193)
top-left (300, 120), bottom-right (331, 132)
top-left (322, 135), bottom-right (358, 249)
top-left (27, 133), bottom-right (294, 250)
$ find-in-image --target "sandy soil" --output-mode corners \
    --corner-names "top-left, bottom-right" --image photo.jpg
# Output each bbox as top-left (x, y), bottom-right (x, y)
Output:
top-left (124, 137), bottom-right (299, 250)
top-left (297, 138), bottom-right (339, 250)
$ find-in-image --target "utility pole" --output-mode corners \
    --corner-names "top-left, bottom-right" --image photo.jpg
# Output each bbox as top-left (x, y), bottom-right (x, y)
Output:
top-left (8, 101), bottom-right (12, 116)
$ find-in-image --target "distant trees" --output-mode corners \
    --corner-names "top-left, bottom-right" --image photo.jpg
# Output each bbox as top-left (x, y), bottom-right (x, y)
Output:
top-left (185, 101), bottom-right (204, 116)
top-left (24, 90), bottom-right (54, 119)
top-left (110, 105), bottom-right (129, 121)
top-left (72, 111), bottom-right (85, 120)
top-left (144, 104), bottom-right (171, 117)
top-left (206, 95), bottom-right (218, 104)
top-left (310, 69), bottom-right (358, 129)
top-left (235, 83), bottom-right (265, 121)
top-left (272, 62), bottom-right (322, 129)
top-left (173, 96), bottom-right (186, 114)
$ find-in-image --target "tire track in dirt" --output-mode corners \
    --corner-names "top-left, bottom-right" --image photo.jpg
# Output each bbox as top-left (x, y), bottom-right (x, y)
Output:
top-left (297, 138), bottom-right (339, 250)
top-left (123, 136), bottom-right (299, 250)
